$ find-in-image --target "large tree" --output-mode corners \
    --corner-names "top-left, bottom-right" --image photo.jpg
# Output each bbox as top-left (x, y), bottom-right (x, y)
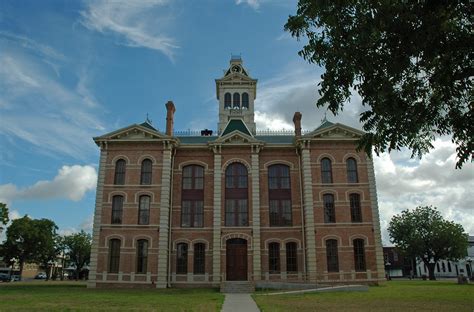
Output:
top-left (388, 206), bottom-right (468, 280)
top-left (285, 1), bottom-right (472, 168)
top-left (1, 216), bottom-right (58, 280)
top-left (0, 202), bottom-right (8, 232)
top-left (63, 230), bottom-right (92, 280)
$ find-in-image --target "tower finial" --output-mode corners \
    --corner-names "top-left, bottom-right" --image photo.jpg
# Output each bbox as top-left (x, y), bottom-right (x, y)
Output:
top-left (321, 111), bottom-right (327, 124)
top-left (146, 113), bottom-right (153, 124)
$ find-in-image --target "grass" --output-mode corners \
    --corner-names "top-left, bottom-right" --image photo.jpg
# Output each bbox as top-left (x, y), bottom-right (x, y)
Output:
top-left (0, 281), bottom-right (224, 311)
top-left (253, 280), bottom-right (474, 312)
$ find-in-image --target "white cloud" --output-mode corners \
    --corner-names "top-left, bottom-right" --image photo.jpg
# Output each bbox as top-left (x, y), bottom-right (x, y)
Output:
top-left (80, 0), bottom-right (178, 60)
top-left (236, 0), bottom-right (260, 10)
top-left (0, 35), bottom-right (105, 160)
top-left (374, 138), bottom-right (474, 244)
top-left (0, 165), bottom-right (97, 202)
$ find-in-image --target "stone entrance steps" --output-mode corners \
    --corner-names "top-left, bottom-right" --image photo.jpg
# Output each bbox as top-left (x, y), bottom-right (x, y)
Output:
top-left (220, 281), bottom-right (255, 293)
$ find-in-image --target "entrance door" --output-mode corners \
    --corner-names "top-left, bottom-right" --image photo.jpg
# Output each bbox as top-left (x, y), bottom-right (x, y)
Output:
top-left (226, 238), bottom-right (247, 281)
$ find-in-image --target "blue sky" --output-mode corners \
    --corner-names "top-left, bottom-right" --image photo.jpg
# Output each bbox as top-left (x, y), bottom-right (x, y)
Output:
top-left (1, 0), bottom-right (472, 242)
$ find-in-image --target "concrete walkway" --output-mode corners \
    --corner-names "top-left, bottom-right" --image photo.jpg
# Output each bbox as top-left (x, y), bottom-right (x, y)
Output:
top-left (221, 293), bottom-right (260, 312)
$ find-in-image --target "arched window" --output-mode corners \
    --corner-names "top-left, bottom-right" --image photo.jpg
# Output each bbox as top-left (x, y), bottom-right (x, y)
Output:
top-left (321, 158), bottom-right (333, 183)
top-left (323, 194), bottom-right (335, 223)
top-left (225, 163), bottom-right (248, 226)
top-left (353, 239), bottom-right (366, 271)
top-left (242, 92), bottom-right (249, 109)
top-left (114, 159), bottom-right (126, 185)
top-left (286, 242), bottom-right (297, 272)
top-left (140, 159), bottom-right (152, 185)
top-left (193, 243), bottom-right (205, 274)
top-left (346, 158), bottom-right (358, 183)
top-left (136, 239), bottom-right (148, 274)
top-left (269, 242), bottom-right (280, 273)
top-left (111, 195), bottom-right (124, 224)
top-left (224, 92), bottom-right (232, 108)
top-left (350, 193), bottom-right (362, 222)
top-left (181, 165), bottom-right (204, 227)
top-left (176, 243), bottom-right (188, 274)
top-left (108, 239), bottom-right (121, 273)
top-left (233, 93), bottom-right (240, 108)
top-left (138, 195), bottom-right (150, 225)
top-left (268, 165), bottom-right (292, 226)
top-left (326, 239), bottom-right (339, 272)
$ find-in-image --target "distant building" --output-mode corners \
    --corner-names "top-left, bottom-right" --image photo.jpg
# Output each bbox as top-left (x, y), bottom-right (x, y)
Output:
top-left (88, 57), bottom-right (385, 288)
top-left (385, 235), bottom-right (474, 279)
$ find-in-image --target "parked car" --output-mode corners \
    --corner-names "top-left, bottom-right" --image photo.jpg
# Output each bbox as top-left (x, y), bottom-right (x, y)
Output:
top-left (0, 273), bottom-right (11, 282)
top-left (34, 272), bottom-right (47, 279)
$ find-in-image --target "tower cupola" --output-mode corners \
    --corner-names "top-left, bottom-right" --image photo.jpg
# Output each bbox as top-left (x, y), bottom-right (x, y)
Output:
top-left (215, 56), bottom-right (257, 135)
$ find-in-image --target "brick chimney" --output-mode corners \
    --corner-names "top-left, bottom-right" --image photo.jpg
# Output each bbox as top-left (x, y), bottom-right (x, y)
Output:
top-left (165, 101), bottom-right (176, 136)
top-left (293, 112), bottom-right (302, 137)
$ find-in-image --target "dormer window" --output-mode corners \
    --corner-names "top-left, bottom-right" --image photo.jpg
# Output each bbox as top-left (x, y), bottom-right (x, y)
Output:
top-left (233, 93), bottom-right (240, 108)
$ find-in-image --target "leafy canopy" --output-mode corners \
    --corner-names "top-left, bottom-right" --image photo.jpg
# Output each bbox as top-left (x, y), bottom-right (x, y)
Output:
top-left (0, 202), bottom-right (8, 228)
top-left (1, 216), bottom-right (58, 266)
top-left (63, 230), bottom-right (92, 278)
top-left (388, 206), bottom-right (467, 279)
top-left (285, 1), bottom-right (473, 168)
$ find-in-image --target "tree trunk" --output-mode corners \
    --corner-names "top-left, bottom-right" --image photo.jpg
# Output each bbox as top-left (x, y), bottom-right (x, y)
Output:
top-left (427, 263), bottom-right (436, 280)
top-left (19, 260), bottom-right (24, 282)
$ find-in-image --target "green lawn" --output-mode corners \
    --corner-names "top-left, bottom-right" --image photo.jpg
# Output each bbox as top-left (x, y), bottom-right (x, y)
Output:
top-left (0, 281), bottom-right (224, 311)
top-left (253, 280), bottom-right (474, 312)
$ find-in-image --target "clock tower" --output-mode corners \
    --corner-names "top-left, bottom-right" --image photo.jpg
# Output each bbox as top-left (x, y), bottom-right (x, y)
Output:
top-left (215, 56), bottom-right (257, 135)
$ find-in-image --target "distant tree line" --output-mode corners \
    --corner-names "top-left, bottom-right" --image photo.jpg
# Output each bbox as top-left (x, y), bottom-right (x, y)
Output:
top-left (0, 203), bottom-right (91, 281)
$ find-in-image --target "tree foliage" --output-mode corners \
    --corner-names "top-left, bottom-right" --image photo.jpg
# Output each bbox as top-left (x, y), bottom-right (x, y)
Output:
top-left (388, 206), bottom-right (468, 280)
top-left (1, 216), bottom-right (58, 280)
top-left (63, 230), bottom-right (92, 280)
top-left (0, 202), bottom-right (8, 230)
top-left (285, 1), bottom-right (473, 168)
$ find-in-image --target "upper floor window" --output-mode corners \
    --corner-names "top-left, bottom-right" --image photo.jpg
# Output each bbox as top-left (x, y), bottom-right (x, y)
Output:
top-left (108, 239), bottom-right (121, 273)
top-left (193, 243), bottom-right (205, 274)
top-left (140, 159), bottom-right (152, 185)
top-left (326, 239), bottom-right (339, 272)
top-left (242, 92), bottom-right (249, 109)
top-left (350, 193), bottom-right (362, 222)
top-left (346, 158), bottom-right (358, 183)
top-left (353, 239), bottom-right (366, 271)
top-left (111, 195), bottom-right (124, 224)
top-left (138, 195), bottom-right (150, 225)
top-left (181, 165), bottom-right (204, 227)
top-left (233, 93), bottom-right (240, 108)
top-left (268, 165), bottom-right (292, 227)
top-left (321, 158), bottom-right (333, 183)
top-left (323, 194), bottom-right (335, 223)
top-left (286, 242), bottom-right (297, 272)
top-left (183, 165), bottom-right (204, 190)
top-left (225, 163), bottom-right (248, 226)
top-left (224, 92), bottom-right (232, 108)
top-left (269, 242), bottom-right (280, 273)
top-left (176, 243), bottom-right (188, 274)
top-left (114, 159), bottom-right (126, 185)
top-left (136, 239), bottom-right (148, 274)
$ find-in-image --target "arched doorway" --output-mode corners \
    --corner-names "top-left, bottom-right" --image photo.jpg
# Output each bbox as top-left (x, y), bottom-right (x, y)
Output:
top-left (226, 238), bottom-right (247, 281)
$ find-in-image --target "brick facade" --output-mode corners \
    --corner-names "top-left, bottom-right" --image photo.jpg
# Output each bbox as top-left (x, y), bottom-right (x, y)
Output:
top-left (88, 58), bottom-right (385, 288)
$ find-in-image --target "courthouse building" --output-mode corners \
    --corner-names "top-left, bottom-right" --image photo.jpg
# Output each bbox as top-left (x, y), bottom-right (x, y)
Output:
top-left (88, 57), bottom-right (385, 288)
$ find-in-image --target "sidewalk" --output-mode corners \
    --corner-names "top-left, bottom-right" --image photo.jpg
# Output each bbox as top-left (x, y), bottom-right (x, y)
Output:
top-left (221, 293), bottom-right (260, 312)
